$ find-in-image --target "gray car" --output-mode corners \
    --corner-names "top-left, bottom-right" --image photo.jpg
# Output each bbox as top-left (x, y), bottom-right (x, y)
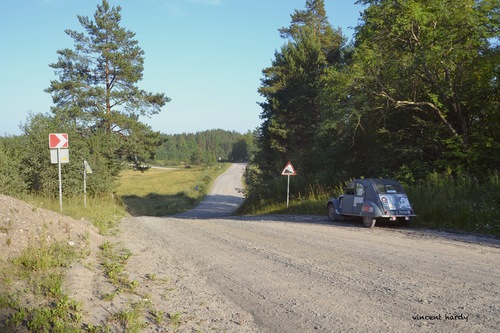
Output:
top-left (327, 179), bottom-right (416, 228)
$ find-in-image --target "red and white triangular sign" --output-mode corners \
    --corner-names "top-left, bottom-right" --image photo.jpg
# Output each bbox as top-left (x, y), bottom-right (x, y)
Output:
top-left (281, 161), bottom-right (297, 176)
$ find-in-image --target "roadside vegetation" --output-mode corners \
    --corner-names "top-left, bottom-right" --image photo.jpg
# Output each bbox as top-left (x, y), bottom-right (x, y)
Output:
top-left (407, 172), bottom-right (500, 236)
top-left (238, 170), bottom-right (500, 237)
top-left (242, 0), bottom-right (499, 238)
top-left (0, 162), bottom-right (229, 332)
top-left (18, 195), bottom-right (126, 235)
top-left (0, 229), bottom-right (86, 332)
top-left (117, 164), bottom-right (230, 216)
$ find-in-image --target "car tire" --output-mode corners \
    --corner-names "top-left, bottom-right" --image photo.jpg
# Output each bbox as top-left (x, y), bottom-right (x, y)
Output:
top-left (327, 204), bottom-right (338, 221)
top-left (363, 217), bottom-right (376, 228)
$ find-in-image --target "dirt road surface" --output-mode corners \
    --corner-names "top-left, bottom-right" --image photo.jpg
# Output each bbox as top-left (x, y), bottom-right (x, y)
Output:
top-left (119, 164), bottom-right (500, 332)
top-left (174, 163), bottom-right (246, 219)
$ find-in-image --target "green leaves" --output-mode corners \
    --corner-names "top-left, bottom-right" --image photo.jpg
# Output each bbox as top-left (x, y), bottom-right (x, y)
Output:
top-left (257, 0), bottom-right (345, 182)
top-left (43, 0), bottom-right (171, 179)
top-left (349, 0), bottom-right (499, 169)
top-left (248, 0), bottom-right (498, 207)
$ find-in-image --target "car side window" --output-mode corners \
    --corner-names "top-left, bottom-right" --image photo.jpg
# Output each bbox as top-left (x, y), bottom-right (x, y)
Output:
top-left (356, 183), bottom-right (365, 196)
top-left (345, 182), bottom-right (355, 195)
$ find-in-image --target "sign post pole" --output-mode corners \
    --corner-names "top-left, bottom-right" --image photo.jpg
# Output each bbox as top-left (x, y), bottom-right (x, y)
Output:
top-left (58, 148), bottom-right (63, 212)
top-left (83, 160), bottom-right (93, 208)
top-left (286, 174), bottom-right (290, 208)
top-left (83, 161), bottom-right (87, 209)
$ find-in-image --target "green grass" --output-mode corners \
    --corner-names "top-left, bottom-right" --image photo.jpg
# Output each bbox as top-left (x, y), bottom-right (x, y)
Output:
top-left (117, 164), bottom-right (230, 216)
top-left (99, 241), bottom-right (138, 294)
top-left (112, 301), bottom-right (148, 333)
top-left (238, 196), bottom-right (328, 216)
top-left (21, 194), bottom-right (126, 235)
top-left (406, 172), bottom-right (500, 236)
top-left (1, 236), bottom-right (84, 333)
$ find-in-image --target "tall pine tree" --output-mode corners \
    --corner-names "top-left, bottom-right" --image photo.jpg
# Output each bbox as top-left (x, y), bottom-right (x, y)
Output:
top-left (45, 0), bottom-right (170, 167)
top-left (256, 0), bottom-right (344, 181)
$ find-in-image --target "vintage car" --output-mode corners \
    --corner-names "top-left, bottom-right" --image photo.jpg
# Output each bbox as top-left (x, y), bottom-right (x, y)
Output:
top-left (327, 179), bottom-right (416, 228)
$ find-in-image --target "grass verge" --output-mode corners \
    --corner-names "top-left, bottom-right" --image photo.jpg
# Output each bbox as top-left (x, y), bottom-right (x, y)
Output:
top-left (20, 194), bottom-right (126, 235)
top-left (0, 235), bottom-right (84, 333)
top-left (117, 164), bottom-right (230, 216)
top-left (407, 172), bottom-right (500, 236)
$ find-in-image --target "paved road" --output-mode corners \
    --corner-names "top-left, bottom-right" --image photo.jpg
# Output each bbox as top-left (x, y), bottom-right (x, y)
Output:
top-left (174, 163), bottom-right (246, 218)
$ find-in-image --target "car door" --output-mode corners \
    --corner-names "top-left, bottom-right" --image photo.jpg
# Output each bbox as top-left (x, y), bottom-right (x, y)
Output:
top-left (340, 182), bottom-right (355, 214)
top-left (352, 181), bottom-right (366, 215)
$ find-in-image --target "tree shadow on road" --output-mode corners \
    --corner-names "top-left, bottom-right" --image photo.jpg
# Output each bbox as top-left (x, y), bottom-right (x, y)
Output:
top-left (120, 192), bottom-right (197, 217)
top-left (230, 215), bottom-right (500, 247)
top-left (120, 193), bottom-right (245, 218)
top-left (173, 194), bottom-right (246, 219)
top-left (228, 214), bottom-right (419, 231)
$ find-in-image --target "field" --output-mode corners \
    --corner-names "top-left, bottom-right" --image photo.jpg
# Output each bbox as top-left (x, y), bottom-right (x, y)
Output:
top-left (117, 165), bottom-right (230, 216)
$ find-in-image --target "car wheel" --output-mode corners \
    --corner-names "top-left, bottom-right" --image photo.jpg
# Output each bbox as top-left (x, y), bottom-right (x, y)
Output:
top-left (327, 204), bottom-right (338, 221)
top-left (362, 217), bottom-right (376, 228)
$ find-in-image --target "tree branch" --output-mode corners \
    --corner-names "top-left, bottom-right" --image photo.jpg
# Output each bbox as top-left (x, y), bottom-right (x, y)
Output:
top-left (394, 100), bottom-right (460, 138)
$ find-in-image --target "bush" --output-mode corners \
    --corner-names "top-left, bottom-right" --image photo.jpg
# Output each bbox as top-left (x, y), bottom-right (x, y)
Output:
top-left (407, 171), bottom-right (500, 236)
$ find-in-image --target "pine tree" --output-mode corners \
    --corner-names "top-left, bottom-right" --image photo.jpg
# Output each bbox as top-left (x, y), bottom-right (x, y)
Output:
top-left (256, 0), bottom-right (344, 179)
top-left (45, 0), bottom-right (170, 166)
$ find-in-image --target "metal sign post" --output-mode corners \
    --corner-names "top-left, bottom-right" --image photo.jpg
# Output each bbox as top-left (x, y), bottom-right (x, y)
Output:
top-left (49, 133), bottom-right (69, 212)
top-left (281, 161), bottom-right (297, 208)
top-left (83, 160), bottom-right (93, 208)
top-left (286, 174), bottom-right (291, 208)
top-left (57, 148), bottom-right (62, 211)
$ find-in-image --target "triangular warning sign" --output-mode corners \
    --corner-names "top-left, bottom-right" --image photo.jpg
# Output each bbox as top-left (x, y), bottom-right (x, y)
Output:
top-left (281, 161), bottom-right (297, 176)
top-left (84, 160), bottom-right (93, 174)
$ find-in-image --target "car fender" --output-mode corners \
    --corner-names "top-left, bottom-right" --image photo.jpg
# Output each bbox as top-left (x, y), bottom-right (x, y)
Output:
top-left (359, 200), bottom-right (383, 218)
top-left (327, 197), bottom-right (342, 214)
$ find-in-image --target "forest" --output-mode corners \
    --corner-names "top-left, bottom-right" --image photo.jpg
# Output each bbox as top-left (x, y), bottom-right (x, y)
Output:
top-left (154, 130), bottom-right (254, 166)
top-left (246, 0), bottom-right (498, 203)
top-left (238, 0), bottom-right (499, 235)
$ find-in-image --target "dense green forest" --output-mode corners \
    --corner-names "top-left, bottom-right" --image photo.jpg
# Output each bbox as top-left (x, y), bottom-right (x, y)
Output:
top-left (240, 0), bottom-right (499, 235)
top-left (246, 0), bottom-right (499, 202)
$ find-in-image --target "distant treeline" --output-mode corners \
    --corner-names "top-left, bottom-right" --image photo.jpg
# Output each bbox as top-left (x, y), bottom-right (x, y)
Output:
top-left (152, 129), bottom-right (254, 166)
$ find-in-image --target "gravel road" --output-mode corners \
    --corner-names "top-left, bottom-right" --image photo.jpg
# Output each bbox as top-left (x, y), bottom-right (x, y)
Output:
top-left (174, 163), bottom-right (246, 219)
top-left (119, 164), bottom-right (500, 333)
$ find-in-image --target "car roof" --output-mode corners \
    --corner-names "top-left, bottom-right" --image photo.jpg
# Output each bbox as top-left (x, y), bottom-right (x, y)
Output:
top-left (355, 179), bottom-right (402, 186)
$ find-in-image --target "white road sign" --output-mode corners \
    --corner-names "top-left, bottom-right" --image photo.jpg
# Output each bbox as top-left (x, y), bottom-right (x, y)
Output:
top-left (50, 148), bottom-right (69, 164)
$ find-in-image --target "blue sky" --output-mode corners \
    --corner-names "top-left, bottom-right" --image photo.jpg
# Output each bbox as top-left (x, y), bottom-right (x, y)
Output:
top-left (0, 0), bottom-right (364, 136)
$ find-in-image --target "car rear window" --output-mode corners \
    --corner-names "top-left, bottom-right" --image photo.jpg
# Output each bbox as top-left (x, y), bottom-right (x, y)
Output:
top-left (375, 184), bottom-right (405, 194)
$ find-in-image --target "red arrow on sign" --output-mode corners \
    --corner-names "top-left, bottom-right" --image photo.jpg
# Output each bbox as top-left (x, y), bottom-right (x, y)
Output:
top-left (49, 133), bottom-right (69, 149)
